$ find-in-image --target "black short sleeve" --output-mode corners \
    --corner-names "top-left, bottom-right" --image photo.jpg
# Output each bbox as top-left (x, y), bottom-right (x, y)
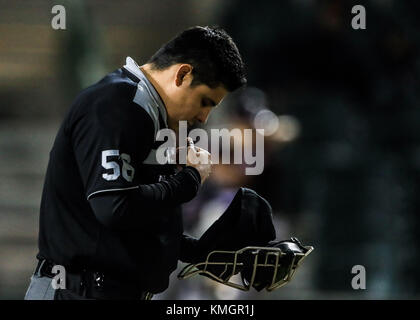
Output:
top-left (68, 83), bottom-right (156, 200)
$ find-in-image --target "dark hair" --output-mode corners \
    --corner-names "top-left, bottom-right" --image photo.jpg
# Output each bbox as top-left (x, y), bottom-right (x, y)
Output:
top-left (148, 26), bottom-right (247, 92)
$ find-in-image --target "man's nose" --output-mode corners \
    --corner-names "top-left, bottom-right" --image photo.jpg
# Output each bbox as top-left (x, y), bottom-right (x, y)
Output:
top-left (196, 108), bottom-right (211, 124)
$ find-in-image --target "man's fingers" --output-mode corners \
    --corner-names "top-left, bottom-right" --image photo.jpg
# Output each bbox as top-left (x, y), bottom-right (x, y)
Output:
top-left (187, 137), bottom-right (194, 148)
top-left (188, 150), bottom-right (212, 164)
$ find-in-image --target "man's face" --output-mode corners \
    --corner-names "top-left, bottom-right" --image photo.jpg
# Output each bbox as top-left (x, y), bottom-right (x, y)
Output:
top-left (165, 65), bottom-right (228, 132)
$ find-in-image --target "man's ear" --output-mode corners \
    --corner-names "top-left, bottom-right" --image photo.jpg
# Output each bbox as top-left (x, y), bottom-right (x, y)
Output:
top-left (175, 64), bottom-right (193, 87)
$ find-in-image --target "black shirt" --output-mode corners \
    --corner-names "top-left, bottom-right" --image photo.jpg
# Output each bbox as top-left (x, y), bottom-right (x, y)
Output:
top-left (37, 57), bottom-right (201, 293)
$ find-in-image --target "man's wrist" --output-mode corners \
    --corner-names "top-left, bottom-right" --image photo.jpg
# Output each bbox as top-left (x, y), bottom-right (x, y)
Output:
top-left (183, 166), bottom-right (202, 185)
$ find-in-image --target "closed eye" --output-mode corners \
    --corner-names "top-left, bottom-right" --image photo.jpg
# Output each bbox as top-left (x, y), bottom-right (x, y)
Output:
top-left (201, 97), bottom-right (216, 108)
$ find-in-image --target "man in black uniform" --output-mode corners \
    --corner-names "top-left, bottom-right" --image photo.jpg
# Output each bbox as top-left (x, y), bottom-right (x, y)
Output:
top-left (24, 26), bottom-right (246, 300)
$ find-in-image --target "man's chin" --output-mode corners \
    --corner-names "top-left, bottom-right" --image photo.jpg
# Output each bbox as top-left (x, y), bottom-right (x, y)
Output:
top-left (168, 121), bottom-right (192, 133)
top-left (167, 121), bottom-right (178, 132)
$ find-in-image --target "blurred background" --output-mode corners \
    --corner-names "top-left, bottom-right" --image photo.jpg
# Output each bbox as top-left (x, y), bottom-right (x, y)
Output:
top-left (1, 0), bottom-right (419, 300)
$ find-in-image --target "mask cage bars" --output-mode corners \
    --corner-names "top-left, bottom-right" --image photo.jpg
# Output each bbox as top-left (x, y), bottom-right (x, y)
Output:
top-left (178, 244), bottom-right (314, 291)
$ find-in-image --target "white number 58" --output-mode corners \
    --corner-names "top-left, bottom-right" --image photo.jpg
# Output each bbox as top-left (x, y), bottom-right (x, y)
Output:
top-left (102, 150), bottom-right (135, 182)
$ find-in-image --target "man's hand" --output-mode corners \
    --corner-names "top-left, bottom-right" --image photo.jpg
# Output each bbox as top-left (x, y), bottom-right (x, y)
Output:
top-left (186, 137), bottom-right (212, 184)
top-left (170, 138), bottom-right (212, 183)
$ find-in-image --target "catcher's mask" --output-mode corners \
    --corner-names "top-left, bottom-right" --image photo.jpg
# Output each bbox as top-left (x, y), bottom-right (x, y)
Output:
top-left (178, 237), bottom-right (314, 291)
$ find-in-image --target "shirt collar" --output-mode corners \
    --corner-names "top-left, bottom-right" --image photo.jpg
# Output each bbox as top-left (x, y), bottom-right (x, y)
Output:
top-left (123, 56), bottom-right (168, 127)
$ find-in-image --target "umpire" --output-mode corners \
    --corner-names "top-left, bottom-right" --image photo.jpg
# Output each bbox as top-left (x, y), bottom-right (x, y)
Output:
top-left (24, 26), bottom-right (246, 300)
